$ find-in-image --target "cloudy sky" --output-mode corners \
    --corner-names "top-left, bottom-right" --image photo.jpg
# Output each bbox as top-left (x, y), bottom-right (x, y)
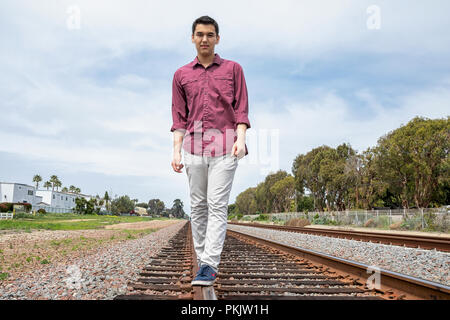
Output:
top-left (1, 1), bottom-right (449, 214)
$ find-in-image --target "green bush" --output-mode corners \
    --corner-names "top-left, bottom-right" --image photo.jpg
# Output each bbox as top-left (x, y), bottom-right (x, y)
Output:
top-left (375, 216), bottom-right (391, 228)
top-left (13, 212), bottom-right (31, 219)
top-left (37, 208), bottom-right (47, 214)
top-left (0, 203), bottom-right (13, 212)
top-left (312, 214), bottom-right (337, 225)
top-left (0, 203), bottom-right (31, 213)
top-left (255, 214), bottom-right (269, 221)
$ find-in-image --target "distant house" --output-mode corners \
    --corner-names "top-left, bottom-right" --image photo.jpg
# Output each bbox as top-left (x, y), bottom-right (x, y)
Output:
top-left (0, 182), bottom-right (41, 205)
top-left (0, 181), bottom-right (93, 213)
top-left (35, 190), bottom-right (91, 209)
top-left (135, 207), bottom-right (148, 216)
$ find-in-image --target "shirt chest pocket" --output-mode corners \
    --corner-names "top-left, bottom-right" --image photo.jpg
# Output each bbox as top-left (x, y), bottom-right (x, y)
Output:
top-left (182, 78), bottom-right (199, 100)
top-left (213, 75), bottom-right (234, 98)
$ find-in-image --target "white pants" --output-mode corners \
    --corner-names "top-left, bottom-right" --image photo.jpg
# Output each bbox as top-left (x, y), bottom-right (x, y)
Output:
top-left (184, 150), bottom-right (239, 272)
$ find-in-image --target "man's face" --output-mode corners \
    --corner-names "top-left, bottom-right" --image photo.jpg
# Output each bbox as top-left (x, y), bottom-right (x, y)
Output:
top-left (192, 23), bottom-right (220, 57)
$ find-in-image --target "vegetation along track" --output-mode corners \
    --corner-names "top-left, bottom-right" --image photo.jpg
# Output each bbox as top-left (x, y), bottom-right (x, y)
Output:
top-left (229, 222), bottom-right (450, 252)
top-left (114, 222), bottom-right (450, 300)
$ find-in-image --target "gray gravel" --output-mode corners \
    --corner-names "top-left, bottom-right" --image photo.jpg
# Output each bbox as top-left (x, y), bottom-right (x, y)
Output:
top-left (0, 221), bottom-right (186, 300)
top-left (228, 224), bottom-right (450, 286)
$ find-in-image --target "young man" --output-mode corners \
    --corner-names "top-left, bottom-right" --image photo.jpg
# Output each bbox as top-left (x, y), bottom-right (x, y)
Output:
top-left (170, 16), bottom-right (251, 286)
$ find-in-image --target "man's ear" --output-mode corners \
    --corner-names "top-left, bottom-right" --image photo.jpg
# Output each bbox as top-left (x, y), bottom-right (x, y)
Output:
top-left (216, 35), bottom-right (220, 45)
top-left (191, 34), bottom-right (195, 43)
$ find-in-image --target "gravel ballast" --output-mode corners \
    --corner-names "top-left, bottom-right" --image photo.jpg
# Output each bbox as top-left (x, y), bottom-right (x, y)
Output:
top-left (228, 224), bottom-right (450, 286)
top-left (0, 220), bottom-right (186, 300)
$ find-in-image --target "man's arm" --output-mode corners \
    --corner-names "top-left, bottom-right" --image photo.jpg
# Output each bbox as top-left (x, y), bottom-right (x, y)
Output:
top-left (231, 63), bottom-right (250, 158)
top-left (170, 70), bottom-right (189, 133)
top-left (236, 123), bottom-right (247, 143)
top-left (173, 129), bottom-right (186, 155)
top-left (170, 70), bottom-right (188, 173)
top-left (233, 63), bottom-right (251, 130)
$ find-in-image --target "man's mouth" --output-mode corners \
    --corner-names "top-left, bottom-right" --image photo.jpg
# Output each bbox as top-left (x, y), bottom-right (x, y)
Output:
top-left (201, 45), bottom-right (209, 48)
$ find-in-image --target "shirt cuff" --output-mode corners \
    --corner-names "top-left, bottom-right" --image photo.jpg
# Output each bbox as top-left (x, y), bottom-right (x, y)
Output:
top-left (170, 123), bottom-right (187, 132)
top-left (235, 114), bottom-right (251, 129)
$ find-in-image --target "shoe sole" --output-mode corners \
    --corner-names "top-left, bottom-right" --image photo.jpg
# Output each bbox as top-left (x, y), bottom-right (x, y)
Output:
top-left (191, 279), bottom-right (216, 286)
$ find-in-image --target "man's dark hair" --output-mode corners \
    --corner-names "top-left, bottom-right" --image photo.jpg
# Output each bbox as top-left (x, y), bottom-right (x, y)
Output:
top-left (192, 16), bottom-right (219, 35)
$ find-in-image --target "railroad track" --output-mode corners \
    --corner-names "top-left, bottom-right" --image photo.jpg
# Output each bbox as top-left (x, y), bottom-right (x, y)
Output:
top-left (114, 221), bottom-right (450, 300)
top-left (228, 222), bottom-right (450, 252)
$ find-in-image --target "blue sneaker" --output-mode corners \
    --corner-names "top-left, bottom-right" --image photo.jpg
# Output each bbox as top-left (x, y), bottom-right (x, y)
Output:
top-left (191, 264), bottom-right (218, 286)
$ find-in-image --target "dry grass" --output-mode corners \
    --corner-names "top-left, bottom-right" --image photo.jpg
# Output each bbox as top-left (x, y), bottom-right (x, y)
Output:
top-left (0, 219), bottom-right (181, 281)
top-left (285, 218), bottom-right (310, 227)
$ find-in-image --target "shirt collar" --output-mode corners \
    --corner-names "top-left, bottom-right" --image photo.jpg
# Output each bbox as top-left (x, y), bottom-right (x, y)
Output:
top-left (192, 53), bottom-right (222, 68)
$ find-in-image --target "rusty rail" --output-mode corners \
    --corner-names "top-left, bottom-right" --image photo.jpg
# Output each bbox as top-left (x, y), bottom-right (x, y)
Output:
top-left (226, 229), bottom-right (450, 300)
top-left (229, 222), bottom-right (450, 252)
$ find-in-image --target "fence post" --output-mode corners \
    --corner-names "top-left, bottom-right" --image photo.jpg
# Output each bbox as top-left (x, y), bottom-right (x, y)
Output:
top-left (421, 208), bottom-right (424, 229)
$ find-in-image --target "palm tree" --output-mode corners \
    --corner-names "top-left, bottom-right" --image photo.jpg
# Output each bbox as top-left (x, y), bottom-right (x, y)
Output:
top-left (43, 181), bottom-right (52, 190)
top-left (104, 191), bottom-right (110, 212)
top-left (62, 187), bottom-right (69, 193)
top-left (32, 175), bottom-right (42, 190)
top-left (75, 188), bottom-right (81, 194)
top-left (69, 185), bottom-right (76, 193)
top-left (50, 175), bottom-right (59, 192)
top-left (55, 180), bottom-right (62, 192)
top-left (171, 199), bottom-right (184, 218)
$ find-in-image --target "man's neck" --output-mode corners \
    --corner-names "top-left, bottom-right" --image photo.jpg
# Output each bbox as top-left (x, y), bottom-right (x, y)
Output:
top-left (197, 52), bottom-right (215, 68)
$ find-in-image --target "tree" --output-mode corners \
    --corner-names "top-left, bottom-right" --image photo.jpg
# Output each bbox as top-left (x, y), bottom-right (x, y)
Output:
top-left (374, 116), bottom-right (449, 208)
top-left (171, 199), bottom-right (185, 218)
top-left (235, 187), bottom-right (257, 215)
top-left (104, 191), bottom-right (111, 212)
top-left (261, 170), bottom-right (290, 213)
top-left (74, 197), bottom-right (100, 215)
top-left (43, 181), bottom-right (52, 190)
top-left (148, 199), bottom-right (166, 216)
top-left (111, 195), bottom-right (135, 215)
top-left (50, 175), bottom-right (58, 192)
top-left (33, 175), bottom-right (42, 190)
top-left (270, 175), bottom-right (296, 212)
top-left (228, 203), bottom-right (237, 215)
top-left (55, 180), bottom-right (62, 192)
top-left (297, 194), bottom-right (315, 212)
top-left (62, 187), bottom-right (69, 193)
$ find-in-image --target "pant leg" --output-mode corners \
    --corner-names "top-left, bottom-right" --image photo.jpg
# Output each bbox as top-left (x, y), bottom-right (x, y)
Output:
top-left (200, 153), bottom-right (239, 271)
top-left (184, 151), bottom-right (208, 267)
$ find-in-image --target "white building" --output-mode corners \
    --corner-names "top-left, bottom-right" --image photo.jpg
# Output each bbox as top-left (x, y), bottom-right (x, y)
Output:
top-left (0, 182), bottom-right (41, 205)
top-left (0, 182), bottom-right (93, 213)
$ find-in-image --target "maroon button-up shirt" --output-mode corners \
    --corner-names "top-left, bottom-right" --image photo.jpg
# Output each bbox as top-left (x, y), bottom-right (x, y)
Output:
top-left (170, 53), bottom-right (250, 157)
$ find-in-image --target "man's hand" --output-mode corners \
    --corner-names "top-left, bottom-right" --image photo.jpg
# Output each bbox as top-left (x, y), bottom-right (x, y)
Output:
top-left (231, 138), bottom-right (245, 159)
top-left (171, 152), bottom-right (184, 173)
top-left (231, 123), bottom-right (247, 159)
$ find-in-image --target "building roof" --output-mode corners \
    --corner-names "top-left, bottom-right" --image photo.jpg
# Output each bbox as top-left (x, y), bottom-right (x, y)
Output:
top-left (0, 182), bottom-right (35, 188)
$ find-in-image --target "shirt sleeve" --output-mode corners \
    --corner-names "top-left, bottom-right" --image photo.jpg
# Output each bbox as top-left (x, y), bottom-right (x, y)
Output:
top-left (233, 63), bottom-right (251, 129)
top-left (170, 70), bottom-right (189, 132)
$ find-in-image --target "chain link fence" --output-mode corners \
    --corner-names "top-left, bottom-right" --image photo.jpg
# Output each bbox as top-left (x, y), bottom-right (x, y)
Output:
top-left (32, 205), bottom-right (74, 214)
top-left (241, 207), bottom-right (449, 232)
